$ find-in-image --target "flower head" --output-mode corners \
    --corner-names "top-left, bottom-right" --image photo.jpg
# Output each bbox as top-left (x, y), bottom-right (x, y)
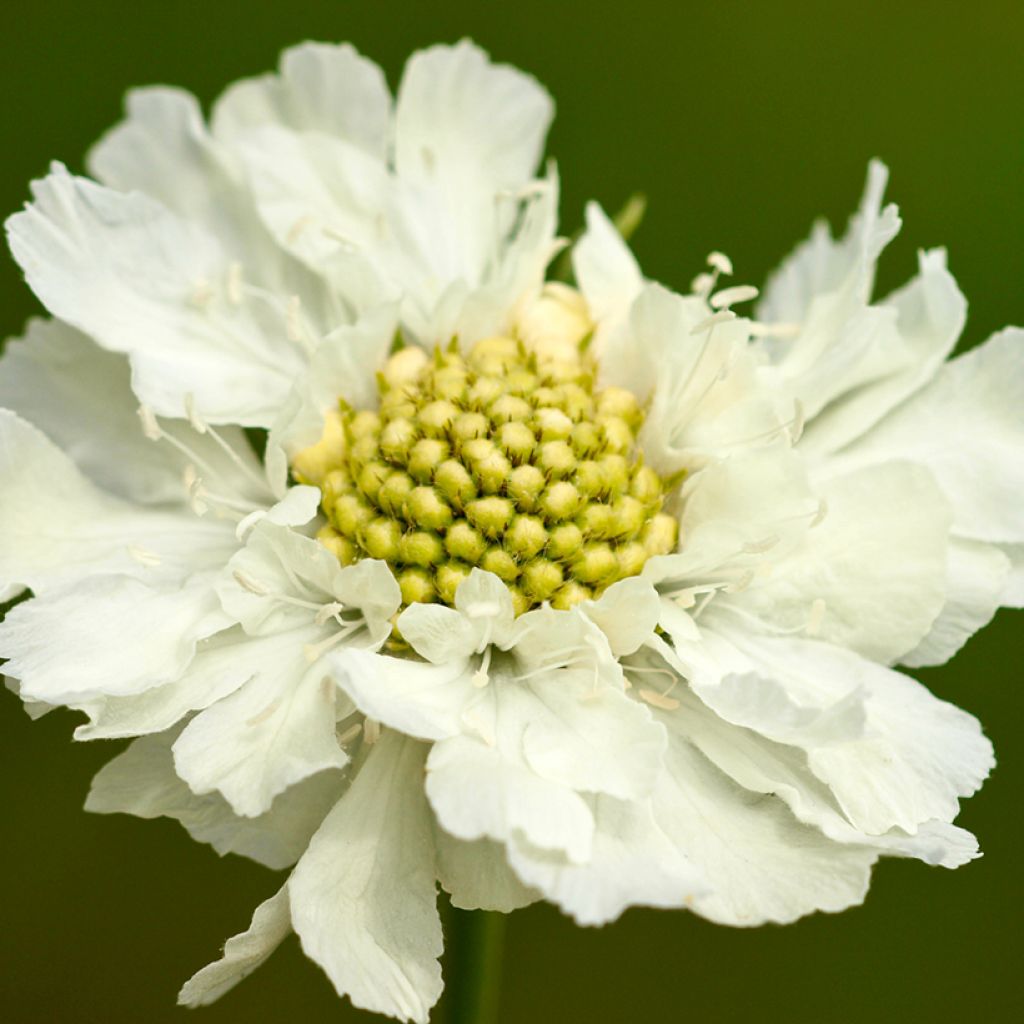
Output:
top-left (2, 39), bottom-right (1020, 1024)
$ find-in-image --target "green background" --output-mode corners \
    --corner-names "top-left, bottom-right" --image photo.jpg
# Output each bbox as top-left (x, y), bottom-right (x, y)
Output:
top-left (1, 2), bottom-right (1020, 1022)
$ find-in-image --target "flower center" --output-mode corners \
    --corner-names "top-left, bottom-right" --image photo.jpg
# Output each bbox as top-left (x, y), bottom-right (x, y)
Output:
top-left (293, 331), bottom-right (678, 615)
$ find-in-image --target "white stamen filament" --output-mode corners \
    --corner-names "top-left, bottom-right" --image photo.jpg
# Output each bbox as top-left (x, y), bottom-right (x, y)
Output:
top-left (690, 309), bottom-right (737, 335)
top-left (471, 646), bottom-right (493, 688)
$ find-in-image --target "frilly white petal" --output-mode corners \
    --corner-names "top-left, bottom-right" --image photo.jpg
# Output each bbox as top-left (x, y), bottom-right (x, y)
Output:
top-left (0, 318), bottom-right (262, 506)
top-left (654, 736), bottom-right (877, 925)
top-left (729, 459), bottom-right (950, 663)
top-left (6, 165), bottom-right (304, 426)
top-left (693, 628), bottom-right (994, 836)
top-left (838, 327), bottom-right (1024, 545)
top-left (0, 571), bottom-right (227, 704)
top-left (330, 648), bottom-right (476, 742)
top-left (213, 41), bottom-right (391, 158)
top-left (178, 884), bottom-right (292, 1007)
top-left (901, 539), bottom-right (1010, 667)
top-left (172, 630), bottom-right (348, 817)
top-left (434, 829), bottom-right (539, 913)
top-left (0, 410), bottom-right (234, 596)
top-left (572, 200), bottom-right (643, 344)
top-left (508, 796), bottom-right (706, 926)
top-left (801, 248), bottom-right (966, 454)
top-left (87, 729), bottom-right (344, 870)
top-left (426, 732), bottom-right (594, 865)
top-left (290, 731), bottom-right (443, 1024)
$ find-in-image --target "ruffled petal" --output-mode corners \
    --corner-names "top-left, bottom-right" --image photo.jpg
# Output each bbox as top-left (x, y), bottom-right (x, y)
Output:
top-left (507, 795), bottom-right (706, 926)
top-left (434, 829), bottom-right (538, 913)
top-left (0, 410), bottom-right (235, 596)
top-left (801, 248), bottom-right (965, 454)
top-left (426, 730), bottom-right (594, 865)
top-left (692, 629), bottom-right (994, 836)
top-left (653, 735), bottom-right (877, 925)
top-left (838, 327), bottom-right (1024, 545)
top-left (330, 648), bottom-right (477, 741)
top-left (178, 884), bottom-right (292, 1006)
top-left (87, 729), bottom-right (343, 870)
top-left (213, 42), bottom-right (391, 159)
top-left (172, 629), bottom-right (349, 817)
top-left (6, 166), bottom-right (305, 425)
top-left (0, 571), bottom-right (227, 704)
top-left (901, 539), bottom-right (1010, 667)
top-left (394, 40), bottom-right (552, 284)
top-left (290, 731), bottom-right (443, 1024)
top-left (728, 459), bottom-right (950, 663)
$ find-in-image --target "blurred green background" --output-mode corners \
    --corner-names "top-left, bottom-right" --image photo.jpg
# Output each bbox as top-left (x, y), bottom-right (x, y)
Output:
top-left (1, 2), bottom-right (1020, 1022)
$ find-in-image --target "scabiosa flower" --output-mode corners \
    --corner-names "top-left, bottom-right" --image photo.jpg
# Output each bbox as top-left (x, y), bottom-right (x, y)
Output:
top-left (1, 39), bottom-right (1020, 1023)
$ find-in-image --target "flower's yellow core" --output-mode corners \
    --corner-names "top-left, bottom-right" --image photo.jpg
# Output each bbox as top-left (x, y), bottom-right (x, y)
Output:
top-left (293, 330), bottom-right (679, 616)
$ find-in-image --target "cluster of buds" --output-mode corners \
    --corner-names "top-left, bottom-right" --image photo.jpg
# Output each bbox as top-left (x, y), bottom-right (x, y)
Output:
top-left (293, 332), bottom-right (679, 616)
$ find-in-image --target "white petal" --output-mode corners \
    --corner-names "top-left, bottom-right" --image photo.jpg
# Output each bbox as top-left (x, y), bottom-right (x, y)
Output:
top-left (654, 735), bottom-right (877, 925)
top-left (397, 568), bottom-right (521, 664)
top-left (213, 42), bottom-right (391, 159)
top-left (74, 624), bottom-right (277, 740)
top-left (801, 248), bottom-right (965, 453)
top-left (573, 201), bottom-right (643, 342)
top-left (838, 327), bottom-right (1024, 544)
top-left (519, 668), bottom-right (666, 801)
top-left (395, 40), bottom-right (551, 195)
top-left (173, 630), bottom-right (348, 817)
top-left (508, 796), bottom-right (706, 926)
top-left (290, 731), bottom-right (443, 1024)
top-left (0, 571), bottom-right (227, 704)
top-left (267, 307), bottom-right (397, 485)
top-left (330, 648), bottom-right (476, 742)
top-left (426, 731), bottom-right (594, 864)
top-left (698, 629), bottom-right (994, 835)
top-left (434, 829), bottom-right (538, 912)
top-left (178, 884), bottom-right (292, 1007)
top-left (389, 42), bottom-right (554, 305)
top-left (623, 286), bottom-right (792, 473)
top-left (395, 604), bottom-right (478, 665)
top-left (1000, 543), bottom-right (1024, 607)
top-left (6, 166), bottom-right (304, 426)
top-left (581, 577), bottom-right (661, 656)
top-left (0, 411), bottom-right (234, 595)
top-left (647, 658), bottom-right (976, 868)
top-left (644, 440), bottom-right (818, 586)
top-left (729, 459), bottom-right (950, 663)
top-left (901, 539), bottom-right (1010, 667)
top-left (87, 729), bottom-right (344, 870)
top-left (758, 160), bottom-right (899, 326)
top-left (0, 319), bottom-right (258, 505)
top-left (220, 520), bottom-right (399, 643)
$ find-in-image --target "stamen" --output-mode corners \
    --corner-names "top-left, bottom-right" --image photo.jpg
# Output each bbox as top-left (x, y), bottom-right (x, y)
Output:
top-left (362, 718), bottom-right (381, 745)
top-left (127, 545), bottom-right (162, 568)
top-left (233, 570), bottom-right (270, 596)
top-left (246, 698), bottom-right (281, 727)
top-left (806, 597), bottom-right (827, 636)
top-left (338, 722), bottom-right (363, 745)
top-left (707, 251), bottom-right (733, 276)
top-left (227, 262), bottom-right (244, 306)
top-left (710, 284), bottom-right (759, 309)
top-left (690, 310), bottom-right (737, 335)
top-left (471, 646), bottom-right (493, 688)
top-left (184, 394), bottom-right (208, 435)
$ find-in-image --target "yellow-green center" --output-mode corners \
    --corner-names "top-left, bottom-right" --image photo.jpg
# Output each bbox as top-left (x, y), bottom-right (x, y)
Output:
top-left (293, 333), bottom-right (678, 617)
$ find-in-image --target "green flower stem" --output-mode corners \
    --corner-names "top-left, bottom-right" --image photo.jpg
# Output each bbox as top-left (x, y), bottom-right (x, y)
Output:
top-left (445, 909), bottom-right (507, 1024)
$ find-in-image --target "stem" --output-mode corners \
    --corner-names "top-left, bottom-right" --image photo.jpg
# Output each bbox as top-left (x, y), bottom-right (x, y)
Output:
top-left (445, 909), bottom-right (507, 1024)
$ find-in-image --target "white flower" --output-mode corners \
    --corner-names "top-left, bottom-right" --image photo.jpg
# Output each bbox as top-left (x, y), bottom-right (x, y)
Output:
top-left (1, 39), bottom-right (1019, 1024)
